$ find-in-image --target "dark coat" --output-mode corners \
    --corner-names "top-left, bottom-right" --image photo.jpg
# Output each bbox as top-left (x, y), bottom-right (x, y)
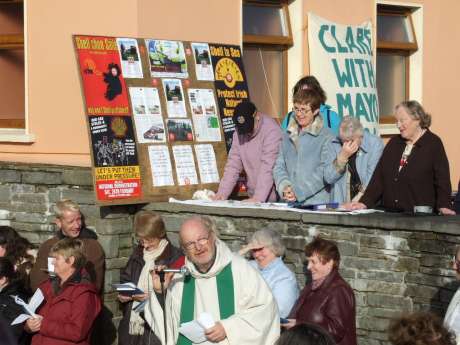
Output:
top-left (30, 228), bottom-right (105, 294)
top-left (118, 241), bottom-right (183, 345)
top-left (0, 280), bottom-right (30, 341)
top-left (289, 269), bottom-right (356, 345)
top-left (360, 130), bottom-right (452, 212)
top-left (31, 269), bottom-right (101, 345)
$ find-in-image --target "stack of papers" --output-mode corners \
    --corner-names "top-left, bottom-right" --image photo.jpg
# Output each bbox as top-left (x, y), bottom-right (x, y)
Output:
top-left (112, 282), bottom-right (144, 296)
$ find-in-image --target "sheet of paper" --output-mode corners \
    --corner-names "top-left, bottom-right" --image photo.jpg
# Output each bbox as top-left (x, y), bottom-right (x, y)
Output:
top-left (116, 38), bottom-right (143, 78)
top-left (178, 312), bottom-right (215, 344)
top-left (188, 89), bottom-right (221, 142)
top-left (172, 145), bottom-right (198, 186)
top-left (162, 78), bottom-right (186, 117)
top-left (191, 43), bottom-right (214, 81)
top-left (148, 145), bottom-right (175, 187)
top-left (194, 144), bottom-right (219, 184)
top-left (11, 288), bottom-right (44, 325)
top-left (129, 87), bottom-right (162, 116)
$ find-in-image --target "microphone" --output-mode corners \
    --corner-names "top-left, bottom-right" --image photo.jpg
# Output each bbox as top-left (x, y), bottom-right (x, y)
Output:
top-left (156, 265), bottom-right (190, 276)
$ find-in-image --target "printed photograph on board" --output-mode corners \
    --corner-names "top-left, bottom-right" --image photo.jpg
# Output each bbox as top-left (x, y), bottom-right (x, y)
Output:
top-left (133, 114), bottom-right (166, 144)
top-left (191, 42), bottom-right (214, 81)
top-left (145, 39), bottom-right (188, 78)
top-left (166, 119), bottom-right (194, 142)
top-left (116, 38), bottom-right (143, 78)
top-left (162, 78), bottom-right (187, 117)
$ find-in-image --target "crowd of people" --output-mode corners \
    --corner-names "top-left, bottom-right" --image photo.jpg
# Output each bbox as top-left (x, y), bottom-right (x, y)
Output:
top-left (1, 199), bottom-right (460, 345)
top-left (214, 75), bottom-right (457, 215)
top-left (0, 73), bottom-right (459, 344)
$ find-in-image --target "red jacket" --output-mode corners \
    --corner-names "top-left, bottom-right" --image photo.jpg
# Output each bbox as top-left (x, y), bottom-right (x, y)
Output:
top-left (31, 270), bottom-right (101, 345)
top-left (289, 269), bottom-right (356, 345)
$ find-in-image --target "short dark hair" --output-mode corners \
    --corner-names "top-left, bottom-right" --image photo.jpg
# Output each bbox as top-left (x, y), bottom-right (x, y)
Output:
top-left (305, 237), bottom-right (340, 268)
top-left (134, 210), bottom-right (166, 239)
top-left (0, 257), bottom-right (16, 281)
top-left (276, 323), bottom-right (336, 345)
top-left (293, 89), bottom-right (322, 112)
top-left (388, 312), bottom-right (455, 345)
top-left (293, 76), bottom-right (327, 104)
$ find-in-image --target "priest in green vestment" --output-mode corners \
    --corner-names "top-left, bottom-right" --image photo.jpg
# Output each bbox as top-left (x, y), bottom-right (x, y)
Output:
top-left (145, 215), bottom-right (280, 345)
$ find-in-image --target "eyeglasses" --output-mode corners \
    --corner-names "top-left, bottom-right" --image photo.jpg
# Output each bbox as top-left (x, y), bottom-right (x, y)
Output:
top-left (292, 106), bottom-right (313, 116)
top-left (182, 235), bottom-right (210, 251)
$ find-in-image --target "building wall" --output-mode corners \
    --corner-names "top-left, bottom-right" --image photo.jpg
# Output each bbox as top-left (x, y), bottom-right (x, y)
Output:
top-left (288, 0), bottom-right (460, 187)
top-left (0, 0), bottom-right (241, 166)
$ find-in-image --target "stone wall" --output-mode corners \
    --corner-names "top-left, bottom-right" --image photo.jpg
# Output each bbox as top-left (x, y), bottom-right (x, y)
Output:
top-left (1, 162), bottom-right (460, 345)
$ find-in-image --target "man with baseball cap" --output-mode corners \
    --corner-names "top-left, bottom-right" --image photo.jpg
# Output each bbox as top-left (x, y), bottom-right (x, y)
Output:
top-left (213, 101), bottom-right (282, 202)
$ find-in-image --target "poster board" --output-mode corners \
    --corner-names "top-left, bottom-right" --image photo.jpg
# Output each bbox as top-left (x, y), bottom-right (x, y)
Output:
top-left (307, 13), bottom-right (379, 134)
top-left (74, 35), bottom-right (250, 205)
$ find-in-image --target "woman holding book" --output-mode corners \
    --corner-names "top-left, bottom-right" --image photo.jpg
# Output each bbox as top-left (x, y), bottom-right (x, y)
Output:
top-left (118, 211), bottom-right (183, 345)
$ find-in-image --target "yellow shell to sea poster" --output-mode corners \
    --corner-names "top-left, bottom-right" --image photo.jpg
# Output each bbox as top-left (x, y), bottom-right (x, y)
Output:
top-left (214, 57), bottom-right (244, 88)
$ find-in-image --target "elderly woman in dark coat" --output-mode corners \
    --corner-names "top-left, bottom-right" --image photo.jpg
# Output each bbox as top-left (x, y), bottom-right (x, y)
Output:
top-left (118, 211), bottom-right (183, 345)
top-left (346, 101), bottom-right (455, 215)
top-left (285, 237), bottom-right (356, 345)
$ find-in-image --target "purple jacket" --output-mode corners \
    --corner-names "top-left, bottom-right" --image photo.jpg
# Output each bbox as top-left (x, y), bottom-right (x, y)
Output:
top-left (217, 113), bottom-right (282, 202)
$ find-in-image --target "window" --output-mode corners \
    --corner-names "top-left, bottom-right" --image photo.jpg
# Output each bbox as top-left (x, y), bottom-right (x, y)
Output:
top-left (0, 0), bottom-right (25, 129)
top-left (242, 0), bottom-right (293, 120)
top-left (376, 4), bottom-right (418, 125)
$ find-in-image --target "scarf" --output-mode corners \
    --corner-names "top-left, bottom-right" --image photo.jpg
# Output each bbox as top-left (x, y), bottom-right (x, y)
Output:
top-left (177, 263), bottom-right (235, 345)
top-left (129, 238), bottom-right (169, 336)
top-left (347, 153), bottom-right (362, 200)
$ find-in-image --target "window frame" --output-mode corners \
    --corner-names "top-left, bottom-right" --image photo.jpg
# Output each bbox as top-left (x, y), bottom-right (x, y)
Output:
top-left (376, 5), bottom-right (418, 125)
top-left (242, 0), bottom-right (293, 116)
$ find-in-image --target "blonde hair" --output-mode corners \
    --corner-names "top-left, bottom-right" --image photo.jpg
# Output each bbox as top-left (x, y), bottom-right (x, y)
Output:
top-left (54, 199), bottom-right (80, 218)
top-left (50, 238), bottom-right (86, 269)
top-left (134, 210), bottom-right (166, 239)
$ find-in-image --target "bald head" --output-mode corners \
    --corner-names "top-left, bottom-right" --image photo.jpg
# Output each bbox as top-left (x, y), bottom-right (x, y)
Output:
top-left (180, 216), bottom-right (217, 272)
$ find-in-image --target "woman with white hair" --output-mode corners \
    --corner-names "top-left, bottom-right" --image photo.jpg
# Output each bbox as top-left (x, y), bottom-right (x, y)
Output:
top-left (322, 116), bottom-right (384, 204)
top-left (240, 229), bottom-right (299, 318)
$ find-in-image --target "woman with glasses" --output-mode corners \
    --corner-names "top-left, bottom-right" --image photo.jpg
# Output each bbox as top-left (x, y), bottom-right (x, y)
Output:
top-left (273, 89), bottom-right (334, 205)
top-left (239, 229), bottom-right (299, 318)
top-left (281, 76), bottom-right (341, 136)
top-left (118, 211), bottom-right (183, 345)
top-left (345, 101), bottom-right (455, 215)
top-left (444, 247), bottom-right (460, 343)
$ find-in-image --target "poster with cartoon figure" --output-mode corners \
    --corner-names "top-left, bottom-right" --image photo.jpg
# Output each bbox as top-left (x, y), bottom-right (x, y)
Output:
top-left (75, 35), bottom-right (130, 116)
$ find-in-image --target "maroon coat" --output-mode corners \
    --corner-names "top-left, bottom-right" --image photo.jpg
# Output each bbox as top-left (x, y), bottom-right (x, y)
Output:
top-left (289, 269), bottom-right (356, 345)
top-left (31, 270), bottom-right (101, 345)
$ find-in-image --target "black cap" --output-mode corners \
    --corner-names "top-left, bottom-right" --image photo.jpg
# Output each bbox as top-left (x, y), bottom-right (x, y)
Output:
top-left (233, 101), bottom-right (257, 135)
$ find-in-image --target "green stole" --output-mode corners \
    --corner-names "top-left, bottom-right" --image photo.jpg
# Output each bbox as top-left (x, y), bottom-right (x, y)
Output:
top-left (177, 263), bottom-right (234, 345)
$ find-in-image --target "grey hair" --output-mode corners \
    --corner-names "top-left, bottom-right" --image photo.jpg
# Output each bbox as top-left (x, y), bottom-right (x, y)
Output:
top-left (248, 228), bottom-right (285, 257)
top-left (395, 100), bottom-right (432, 129)
top-left (54, 199), bottom-right (80, 218)
top-left (339, 116), bottom-right (364, 140)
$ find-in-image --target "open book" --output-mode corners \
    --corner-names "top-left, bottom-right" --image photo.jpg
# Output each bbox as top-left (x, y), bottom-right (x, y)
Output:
top-left (112, 282), bottom-right (144, 296)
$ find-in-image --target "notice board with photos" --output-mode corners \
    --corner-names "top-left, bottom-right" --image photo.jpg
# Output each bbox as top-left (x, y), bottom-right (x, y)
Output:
top-left (74, 35), bottom-right (250, 205)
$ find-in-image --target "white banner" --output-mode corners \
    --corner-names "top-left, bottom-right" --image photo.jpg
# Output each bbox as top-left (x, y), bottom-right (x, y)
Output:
top-left (308, 13), bottom-right (379, 134)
